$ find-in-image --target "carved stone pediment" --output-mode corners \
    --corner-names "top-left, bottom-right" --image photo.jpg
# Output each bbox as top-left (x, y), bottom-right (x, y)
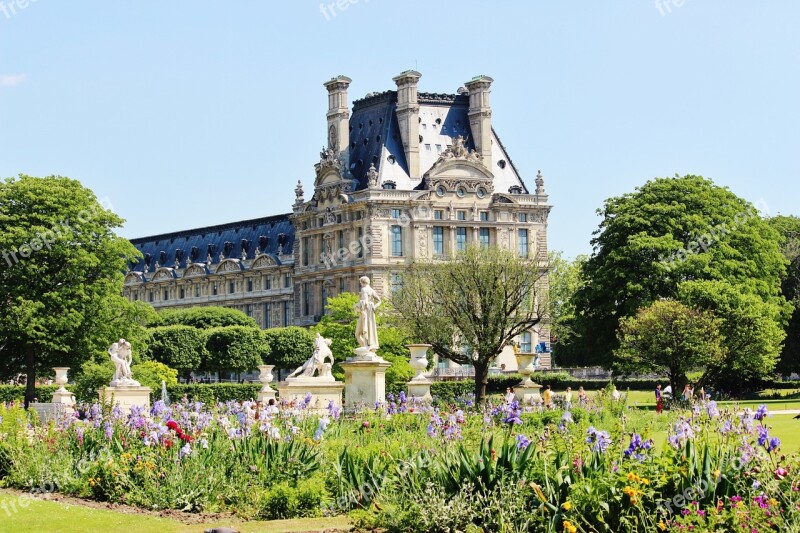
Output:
top-left (184, 263), bottom-right (208, 278)
top-left (492, 194), bottom-right (517, 204)
top-left (427, 135), bottom-right (486, 174)
top-left (252, 254), bottom-right (280, 269)
top-left (216, 259), bottom-right (244, 274)
top-left (124, 271), bottom-right (145, 285)
top-left (151, 267), bottom-right (177, 282)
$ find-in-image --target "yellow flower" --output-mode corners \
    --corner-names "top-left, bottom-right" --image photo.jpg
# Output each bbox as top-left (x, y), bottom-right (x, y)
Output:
top-left (562, 501), bottom-right (572, 511)
top-left (562, 520), bottom-right (577, 533)
top-left (641, 478), bottom-right (650, 485)
top-left (713, 469), bottom-right (721, 479)
top-left (626, 471), bottom-right (640, 482)
top-left (769, 498), bottom-right (778, 507)
top-left (629, 497), bottom-right (638, 505)
top-left (658, 520), bottom-right (667, 531)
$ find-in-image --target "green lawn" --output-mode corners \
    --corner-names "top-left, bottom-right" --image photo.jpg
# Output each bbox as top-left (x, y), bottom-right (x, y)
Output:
top-left (0, 490), bottom-right (351, 533)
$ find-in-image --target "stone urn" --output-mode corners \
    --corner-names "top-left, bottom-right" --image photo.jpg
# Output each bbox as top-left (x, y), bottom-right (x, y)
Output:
top-left (53, 367), bottom-right (70, 393)
top-left (515, 354), bottom-right (537, 386)
top-left (407, 344), bottom-right (431, 381)
top-left (257, 365), bottom-right (277, 402)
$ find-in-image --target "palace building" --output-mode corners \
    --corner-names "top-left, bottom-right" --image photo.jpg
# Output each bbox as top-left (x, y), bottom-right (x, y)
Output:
top-left (123, 71), bottom-right (552, 370)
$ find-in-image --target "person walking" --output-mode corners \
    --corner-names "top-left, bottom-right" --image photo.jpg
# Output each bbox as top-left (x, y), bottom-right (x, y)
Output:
top-left (578, 386), bottom-right (587, 407)
top-left (682, 383), bottom-right (692, 403)
top-left (505, 387), bottom-right (516, 404)
top-left (655, 383), bottom-right (663, 414)
top-left (564, 386), bottom-right (573, 410)
top-left (542, 385), bottom-right (553, 410)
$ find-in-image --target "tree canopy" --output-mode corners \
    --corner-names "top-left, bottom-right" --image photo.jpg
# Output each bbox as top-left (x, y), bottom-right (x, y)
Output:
top-left (153, 306), bottom-right (258, 329)
top-left (615, 299), bottom-right (724, 391)
top-left (392, 245), bottom-right (547, 402)
top-left (0, 175), bottom-right (149, 404)
top-left (262, 326), bottom-right (316, 378)
top-left (768, 215), bottom-right (800, 375)
top-left (547, 251), bottom-right (587, 366)
top-left (567, 175), bottom-right (788, 369)
top-left (144, 325), bottom-right (207, 378)
top-left (202, 326), bottom-right (268, 373)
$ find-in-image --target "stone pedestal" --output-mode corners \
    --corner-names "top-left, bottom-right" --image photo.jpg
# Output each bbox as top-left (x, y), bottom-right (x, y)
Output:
top-left (341, 356), bottom-right (391, 409)
top-left (98, 386), bottom-right (152, 413)
top-left (514, 383), bottom-right (543, 405)
top-left (277, 379), bottom-right (344, 413)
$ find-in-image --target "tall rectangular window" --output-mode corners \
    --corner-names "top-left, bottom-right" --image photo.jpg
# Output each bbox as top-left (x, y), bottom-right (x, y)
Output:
top-left (456, 227), bottom-right (467, 251)
top-left (479, 227), bottom-right (490, 248)
top-left (303, 284), bottom-right (310, 316)
top-left (319, 237), bottom-right (325, 263)
top-left (246, 304), bottom-right (253, 318)
top-left (391, 225), bottom-right (403, 256)
top-left (265, 276), bottom-right (271, 290)
top-left (283, 301), bottom-right (290, 326)
top-left (179, 288), bottom-right (185, 299)
top-left (340, 277), bottom-right (345, 293)
top-left (284, 273), bottom-right (291, 288)
top-left (433, 226), bottom-right (444, 257)
top-left (302, 237), bottom-right (309, 266)
top-left (480, 211), bottom-right (489, 222)
top-left (457, 211), bottom-right (466, 221)
top-left (520, 332), bottom-right (532, 353)
top-left (338, 230), bottom-right (344, 253)
top-left (247, 279), bottom-right (253, 292)
top-left (390, 273), bottom-right (402, 292)
top-left (518, 229), bottom-right (529, 258)
top-left (163, 290), bottom-right (169, 301)
top-left (149, 291), bottom-right (154, 302)
top-left (391, 208), bottom-right (402, 219)
top-left (518, 213), bottom-right (528, 223)
top-left (264, 303), bottom-right (271, 328)
top-left (357, 227), bottom-right (364, 258)
top-left (229, 281), bottom-right (235, 294)
top-left (434, 210), bottom-right (443, 220)
top-left (194, 285), bottom-right (200, 297)
top-left (212, 283), bottom-right (218, 296)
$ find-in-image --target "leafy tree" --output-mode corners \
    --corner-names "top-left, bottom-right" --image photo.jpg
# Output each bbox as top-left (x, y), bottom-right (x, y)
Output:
top-left (768, 215), bottom-right (800, 375)
top-left (263, 326), bottom-right (315, 380)
top-left (615, 299), bottom-right (724, 391)
top-left (0, 175), bottom-right (146, 405)
top-left (679, 280), bottom-right (789, 389)
top-left (569, 175), bottom-right (787, 367)
top-left (144, 325), bottom-right (207, 379)
top-left (392, 246), bottom-right (547, 402)
top-left (547, 251), bottom-right (588, 365)
top-left (203, 326), bottom-right (268, 374)
top-left (153, 306), bottom-right (258, 329)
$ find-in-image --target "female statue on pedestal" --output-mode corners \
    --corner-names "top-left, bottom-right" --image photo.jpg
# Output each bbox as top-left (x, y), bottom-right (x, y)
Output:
top-left (354, 276), bottom-right (381, 353)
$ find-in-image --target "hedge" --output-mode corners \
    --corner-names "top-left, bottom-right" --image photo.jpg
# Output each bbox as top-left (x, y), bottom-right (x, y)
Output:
top-left (0, 385), bottom-right (62, 404)
top-left (159, 383), bottom-right (262, 404)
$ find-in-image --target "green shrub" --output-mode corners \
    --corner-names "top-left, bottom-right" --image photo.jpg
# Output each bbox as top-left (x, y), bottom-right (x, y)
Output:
top-left (160, 383), bottom-right (262, 404)
top-left (130, 360), bottom-right (178, 391)
top-left (143, 325), bottom-right (207, 376)
top-left (257, 476), bottom-right (328, 520)
top-left (203, 326), bottom-right (268, 373)
top-left (0, 385), bottom-right (61, 403)
top-left (152, 306), bottom-right (258, 328)
top-left (73, 360), bottom-right (114, 403)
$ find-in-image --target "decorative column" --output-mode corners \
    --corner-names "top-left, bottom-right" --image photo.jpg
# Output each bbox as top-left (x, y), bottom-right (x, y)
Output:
top-left (257, 365), bottom-right (277, 402)
top-left (406, 344), bottom-right (432, 402)
top-left (51, 367), bottom-right (76, 413)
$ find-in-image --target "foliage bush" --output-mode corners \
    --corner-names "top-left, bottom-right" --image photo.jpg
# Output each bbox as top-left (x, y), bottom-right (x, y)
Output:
top-left (151, 306), bottom-right (258, 329)
top-left (143, 325), bottom-right (207, 377)
top-left (159, 383), bottom-right (262, 404)
top-left (202, 326), bottom-right (268, 373)
top-left (130, 361), bottom-right (178, 391)
top-left (0, 385), bottom-right (60, 403)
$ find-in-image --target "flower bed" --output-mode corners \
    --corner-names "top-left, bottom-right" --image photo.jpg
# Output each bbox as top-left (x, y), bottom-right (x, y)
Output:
top-left (0, 391), bottom-right (798, 531)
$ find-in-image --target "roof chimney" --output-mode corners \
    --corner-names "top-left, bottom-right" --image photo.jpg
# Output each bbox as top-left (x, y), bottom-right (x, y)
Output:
top-left (393, 70), bottom-right (422, 179)
top-left (465, 75), bottom-right (493, 167)
top-left (323, 75), bottom-right (352, 170)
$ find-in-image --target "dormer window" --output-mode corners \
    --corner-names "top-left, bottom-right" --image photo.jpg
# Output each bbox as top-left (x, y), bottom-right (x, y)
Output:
top-left (382, 181), bottom-right (397, 190)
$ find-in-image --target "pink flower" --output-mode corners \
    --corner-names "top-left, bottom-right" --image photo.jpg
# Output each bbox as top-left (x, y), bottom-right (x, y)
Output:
top-left (775, 467), bottom-right (789, 480)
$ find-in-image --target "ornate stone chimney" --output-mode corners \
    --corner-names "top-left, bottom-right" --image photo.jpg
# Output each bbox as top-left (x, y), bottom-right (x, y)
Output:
top-left (465, 75), bottom-right (493, 167)
top-left (393, 70), bottom-right (422, 179)
top-left (323, 75), bottom-right (352, 171)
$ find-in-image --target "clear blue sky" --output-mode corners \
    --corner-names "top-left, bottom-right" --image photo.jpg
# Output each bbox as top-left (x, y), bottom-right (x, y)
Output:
top-left (1, 1), bottom-right (798, 259)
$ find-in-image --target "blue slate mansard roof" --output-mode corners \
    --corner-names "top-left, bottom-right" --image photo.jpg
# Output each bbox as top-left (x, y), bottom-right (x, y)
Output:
top-left (128, 214), bottom-right (295, 273)
top-left (347, 90), bottom-right (527, 193)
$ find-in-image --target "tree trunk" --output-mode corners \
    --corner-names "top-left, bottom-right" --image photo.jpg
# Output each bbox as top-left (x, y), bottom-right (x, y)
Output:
top-left (24, 345), bottom-right (36, 408)
top-left (474, 361), bottom-right (489, 404)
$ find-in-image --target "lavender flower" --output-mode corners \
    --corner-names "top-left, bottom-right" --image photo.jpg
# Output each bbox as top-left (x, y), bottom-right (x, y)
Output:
top-left (755, 404), bottom-right (769, 421)
top-left (586, 426), bottom-right (612, 453)
top-left (516, 434), bottom-right (531, 451)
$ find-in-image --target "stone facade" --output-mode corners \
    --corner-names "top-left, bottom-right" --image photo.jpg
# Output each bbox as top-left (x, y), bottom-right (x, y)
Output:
top-left (122, 71), bottom-right (553, 370)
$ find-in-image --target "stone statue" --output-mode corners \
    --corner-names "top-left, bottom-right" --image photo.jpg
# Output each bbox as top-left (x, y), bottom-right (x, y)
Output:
top-left (286, 333), bottom-right (334, 380)
top-left (109, 339), bottom-right (140, 387)
top-left (353, 276), bottom-right (381, 355)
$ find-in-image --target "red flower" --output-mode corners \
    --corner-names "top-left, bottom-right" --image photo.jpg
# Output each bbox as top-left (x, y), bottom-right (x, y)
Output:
top-left (166, 420), bottom-right (179, 430)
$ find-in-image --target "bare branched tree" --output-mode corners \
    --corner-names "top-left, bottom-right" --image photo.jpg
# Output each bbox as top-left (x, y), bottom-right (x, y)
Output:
top-left (391, 246), bottom-right (548, 402)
